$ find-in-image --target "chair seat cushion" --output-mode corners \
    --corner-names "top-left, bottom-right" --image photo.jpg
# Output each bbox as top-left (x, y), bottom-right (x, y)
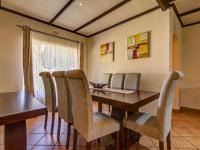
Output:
top-left (124, 112), bottom-right (159, 140)
top-left (86, 112), bottom-right (120, 142)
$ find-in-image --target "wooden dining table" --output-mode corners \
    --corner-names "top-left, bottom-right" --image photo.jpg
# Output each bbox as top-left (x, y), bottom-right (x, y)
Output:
top-left (0, 91), bottom-right (47, 150)
top-left (91, 89), bottom-right (159, 149)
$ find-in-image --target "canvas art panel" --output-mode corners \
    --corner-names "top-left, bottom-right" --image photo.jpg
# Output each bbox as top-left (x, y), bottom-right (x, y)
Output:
top-left (100, 42), bottom-right (115, 62)
top-left (127, 32), bottom-right (149, 60)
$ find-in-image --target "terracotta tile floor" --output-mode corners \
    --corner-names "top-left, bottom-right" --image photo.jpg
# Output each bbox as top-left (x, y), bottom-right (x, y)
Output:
top-left (0, 102), bottom-right (200, 150)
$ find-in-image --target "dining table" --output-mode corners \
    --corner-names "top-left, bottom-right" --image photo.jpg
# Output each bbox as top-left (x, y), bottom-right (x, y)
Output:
top-left (0, 91), bottom-right (47, 150)
top-left (90, 88), bottom-right (159, 150)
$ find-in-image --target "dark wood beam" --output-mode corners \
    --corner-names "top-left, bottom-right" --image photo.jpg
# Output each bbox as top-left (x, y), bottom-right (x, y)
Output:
top-left (183, 21), bottom-right (200, 27)
top-left (180, 7), bottom-right (200, 16)
top-left (156, 0), bottom-right (170, 11)
top-left (0, 6), bottom-right (88, 37)
top-left (49, 0), bottom-right (75, 24)
top-left (88, 6), bottom-right (160, 37)
top-left (170, 4), bottom-right (183, 27)
top-left (74, 0), bottom-right (132, 32)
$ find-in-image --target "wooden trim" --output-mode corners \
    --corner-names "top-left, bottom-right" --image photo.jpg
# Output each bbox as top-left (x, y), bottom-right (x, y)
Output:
top-left (156, 0), bottom-right (170, 11)
top-left (49, 0), bottom-right (75, 24)
top-left (74, 0), bottom-right (132, 32)
top-left (88, 6), bottom-right (160, 37)
top-left (170, 4), bottom-right (183, 27)
top-left (183, 21), bottom-right (200, 27)
top-left (0, 6), bottom-right (88, 37)
top-left (180, 7), bottom-right (200, 16)
top-left (180, 107), bottom-right (200, 113)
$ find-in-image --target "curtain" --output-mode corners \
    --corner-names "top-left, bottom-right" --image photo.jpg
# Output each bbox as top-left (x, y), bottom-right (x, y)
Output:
top-left (22, 26), bottom-right (34, 96)
top-left (32, 32), bottom-right (78, 100)
top-left (79, 42), bottom-right (84, 70)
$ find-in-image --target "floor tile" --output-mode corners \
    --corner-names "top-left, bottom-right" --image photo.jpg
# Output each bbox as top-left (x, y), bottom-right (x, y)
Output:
top-left (32, 146), bottom-right (54, 150)
top-left (184, 136), bottom-right (200, 149)
top-left (37, 134), bottom-right (58, 146)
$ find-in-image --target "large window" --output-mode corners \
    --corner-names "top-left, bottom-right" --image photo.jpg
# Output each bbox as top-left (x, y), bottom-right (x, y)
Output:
top-left (32, 32), bottom-right (78, 101)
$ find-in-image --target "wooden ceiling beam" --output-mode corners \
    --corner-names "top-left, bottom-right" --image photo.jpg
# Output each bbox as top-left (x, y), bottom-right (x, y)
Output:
top-left (88, 6), bottom-right (160, 37)
top-left (0, 6), bottom-right (88, 37)
top-left (49, 0), bottom-right (75, 24)
top-left (180, 7), bottom-right (200, 16)
top-left (170, 4), bottom-right (183, 27)
top-left (156, 0), bottom-right (170, 11)
top-left (183, 21), bottom-right (200, 27)
top-left (74, 0), bottom-right (132, 32)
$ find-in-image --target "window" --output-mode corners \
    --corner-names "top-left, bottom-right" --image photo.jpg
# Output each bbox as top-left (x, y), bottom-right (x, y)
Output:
top-left (32, 32), bottom-right (78, 101)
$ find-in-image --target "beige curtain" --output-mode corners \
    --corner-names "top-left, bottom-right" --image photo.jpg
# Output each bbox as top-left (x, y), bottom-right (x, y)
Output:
top-left (22, 26), bottom-right (34, 96)
top-left (79, 42), bottom-right (84, 70)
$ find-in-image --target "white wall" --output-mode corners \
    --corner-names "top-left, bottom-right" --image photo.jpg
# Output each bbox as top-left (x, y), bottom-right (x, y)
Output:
top-left (181, 24), bottom-right (200, 109)
top-left (88, 9), bottom-right (171, 114)
top-left (0, 10), bottom-right (88, 93)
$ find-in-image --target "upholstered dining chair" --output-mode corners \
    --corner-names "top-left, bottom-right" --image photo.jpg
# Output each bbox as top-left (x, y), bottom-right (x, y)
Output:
top-left (65, 69), bottom-right (120, 150)
top-left (39, 72), bottom-right (58, 134)
top-left (124, 71), bottom-right (184, 150)
top-left (102, 73), bottom-right (113, 88)
top-left (52, 71), bottom-right (72, 149)
top-left (101, 73), bottom-right (113, 112)
top-left (111, 73), bottom-right (125, 89)
top-left (124, 73), bottom-right (141, 91)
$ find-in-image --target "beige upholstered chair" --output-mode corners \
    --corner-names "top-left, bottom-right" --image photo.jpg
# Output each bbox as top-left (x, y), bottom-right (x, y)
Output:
top-left (52, 71), bottom-right (72, 149)
top-left (101, 73), bottom-right (113, 112)
top-left (111, 73), bottom-right (125, 89)
top-left (39, 72), bottom-right (58, 134)
top-left (102, 73), bottom-right (113, 88)
top-left (124, 73), bottom-right (141, 90)
top-left (65, 69), bottom-right (120, 150)
top-left (124, 71), bottom-right (184, 150)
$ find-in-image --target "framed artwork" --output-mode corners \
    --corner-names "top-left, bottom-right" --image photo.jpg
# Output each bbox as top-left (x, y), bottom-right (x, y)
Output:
top-left (100, 42), bottom-right (115, 62)
top-left (127, 31), bottom-right (150, 60)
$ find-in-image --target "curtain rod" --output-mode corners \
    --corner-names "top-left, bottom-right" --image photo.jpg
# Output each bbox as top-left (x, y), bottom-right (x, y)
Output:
top-left (16, 25), bottom-right (79, 44)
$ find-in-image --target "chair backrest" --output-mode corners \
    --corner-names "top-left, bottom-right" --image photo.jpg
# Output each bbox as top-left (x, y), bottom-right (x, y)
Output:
top-left (102, 73), bottom-right (113, 88)
top-left (65, 69), bottom-right (93, 138)
top-left (111, 73), bottom-right (125, 89)
top-left (52, 71), bottom-right (72, 123)
top-left (124, 73), bottom-right (141, 90)
top-left (39, 72), bottom-right (57, 113)
top-left (157, 70), bottom-right (183, 140)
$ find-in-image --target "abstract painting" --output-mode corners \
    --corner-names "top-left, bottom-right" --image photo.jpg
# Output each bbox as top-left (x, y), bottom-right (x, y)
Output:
top-left (127, 32), bottom-right (149, 60)
top-left (100, 42), bottom-right (115, 62)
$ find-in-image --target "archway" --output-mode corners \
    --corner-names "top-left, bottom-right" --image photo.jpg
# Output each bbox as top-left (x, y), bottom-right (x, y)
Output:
top-left (172, 33), bottom-right (181, 109)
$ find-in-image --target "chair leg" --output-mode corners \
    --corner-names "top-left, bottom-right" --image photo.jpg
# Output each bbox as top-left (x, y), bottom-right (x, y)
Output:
top-left (115, 131), bottom-right (119, 150)
top-left (44, 113), bottom-right (48, 129)
top-left (97, 138), bottom-right (100, 144)
top-left (159, 141), bottom-right (164, 150)
top-left (50, 112), bottom-right (55, 134)
top-left (86, 141), bottom-right (92, 150)
top-left (124, 128), bottom-right (129, 150)
top-left (66, 123), bottom-right (71, 149)
top-left (167, 132), bottom-right (171, 150)
top-left (73, 129), bottom-right (77, 150)
top-left (57, 116), bottom-right (61, 137)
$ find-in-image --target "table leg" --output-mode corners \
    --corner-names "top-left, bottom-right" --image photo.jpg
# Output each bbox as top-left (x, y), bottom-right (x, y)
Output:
top-left (111, 107), bottom-right (125, 149)
top-left (4, 120), bottom-right (27, 150)
top-left (98, 102), bottom-right (102, 112)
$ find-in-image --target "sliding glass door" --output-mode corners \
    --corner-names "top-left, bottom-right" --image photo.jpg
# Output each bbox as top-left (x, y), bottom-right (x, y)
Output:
top-left (32, 32), bottom-right (78, 101)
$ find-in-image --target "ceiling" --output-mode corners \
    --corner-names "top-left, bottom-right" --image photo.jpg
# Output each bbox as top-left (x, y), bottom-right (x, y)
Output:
top-left (0, 0), bottom-right (199, 37)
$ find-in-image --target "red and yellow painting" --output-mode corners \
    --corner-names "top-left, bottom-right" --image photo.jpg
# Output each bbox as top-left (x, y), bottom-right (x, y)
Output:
top-left (100, 42), bottom-right (114, 62)
top-left (127, 32), bottom-right (149, 60)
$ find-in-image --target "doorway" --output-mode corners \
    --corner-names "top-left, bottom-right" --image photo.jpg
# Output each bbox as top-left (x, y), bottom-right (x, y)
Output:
top-left (172, 33), bottom-right (181, 109)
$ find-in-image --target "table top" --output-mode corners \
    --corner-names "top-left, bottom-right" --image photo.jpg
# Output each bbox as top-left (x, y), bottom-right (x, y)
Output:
top-left (91, 89), bottom-right (159, 111)
top-left (0, 91), bottom-right (47, 125)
